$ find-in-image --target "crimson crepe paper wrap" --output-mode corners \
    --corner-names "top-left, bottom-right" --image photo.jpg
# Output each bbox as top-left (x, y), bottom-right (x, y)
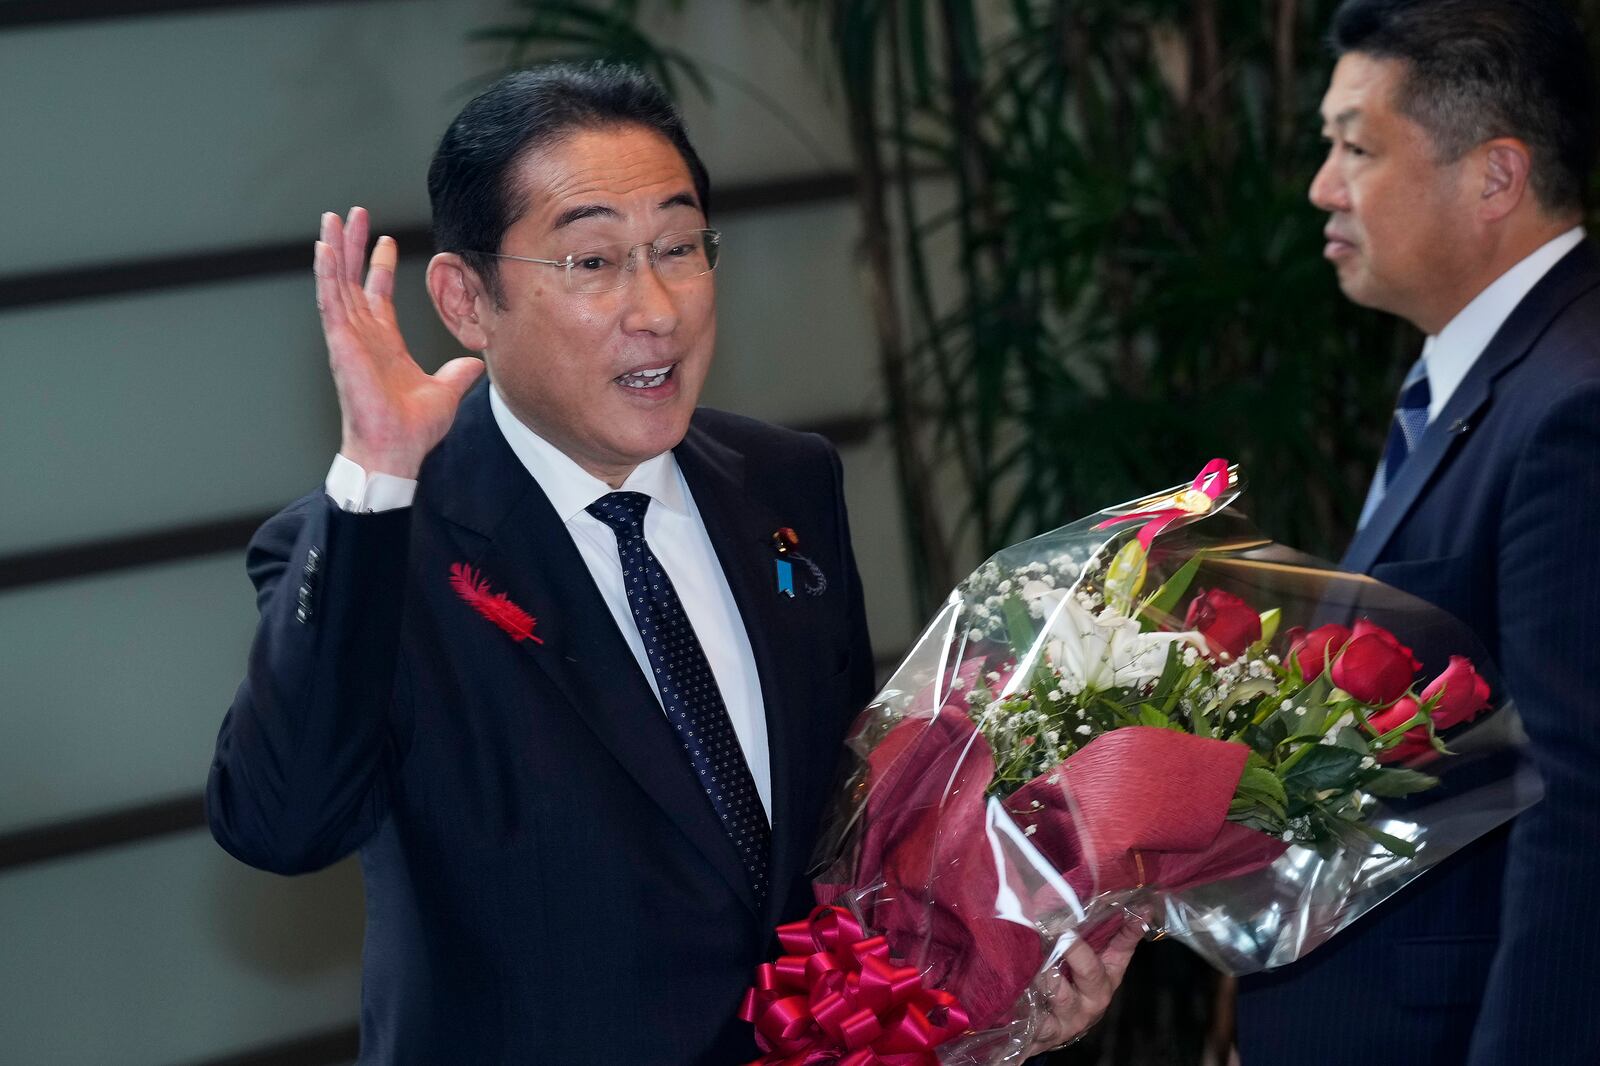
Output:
top-left (826, 709), bottom-right (1285, 1029)
top-left (1005, 728), bottom-right (1288, 951)
top-left (840, 706), bottom-right (1045, 1029)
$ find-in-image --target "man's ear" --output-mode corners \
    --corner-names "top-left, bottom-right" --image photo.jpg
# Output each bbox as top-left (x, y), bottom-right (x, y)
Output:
top-left (1480, 138), bottom-right (1534, 223)
top-left (426, 253), bottom-right (492, 351)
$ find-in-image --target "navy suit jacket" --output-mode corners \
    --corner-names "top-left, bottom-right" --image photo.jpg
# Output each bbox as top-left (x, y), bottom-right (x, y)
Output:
top-left (207, 383), bottom-right (876, 1064)
top-left (1237, 241), bottom-right (1600, 1064)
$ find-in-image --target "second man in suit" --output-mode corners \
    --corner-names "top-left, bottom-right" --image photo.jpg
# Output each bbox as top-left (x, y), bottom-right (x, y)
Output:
top-left (1238, 2), bottom-right (1600, 1063)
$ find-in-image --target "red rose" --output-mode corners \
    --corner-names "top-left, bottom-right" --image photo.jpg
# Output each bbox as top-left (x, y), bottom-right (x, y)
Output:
top-left (1186, 588), bottom-right (1262, 661)
top-left (1380, 731), bottom-right (1434, 764)
top-left (1287, 623), bottom-right (1352, 682)
top-left (1366, 697), bottom-right (1432, 763)
top-left (1331, 620), bottom-right (1421, 707)
top-left (1366, 697), bottom-right (1419, 736)
top-left (1421, 656), bottom-right (1492, 730)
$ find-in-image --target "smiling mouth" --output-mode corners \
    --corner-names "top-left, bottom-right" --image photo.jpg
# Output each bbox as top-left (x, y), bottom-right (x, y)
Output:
top-left (616, 365), bottom-right (675, 390)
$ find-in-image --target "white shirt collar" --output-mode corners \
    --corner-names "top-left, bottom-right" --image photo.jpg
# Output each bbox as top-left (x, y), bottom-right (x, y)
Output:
top-left (1423, 226), bottom-right (1586, 421)
top-left (488, 383), bottom-right (688, 523)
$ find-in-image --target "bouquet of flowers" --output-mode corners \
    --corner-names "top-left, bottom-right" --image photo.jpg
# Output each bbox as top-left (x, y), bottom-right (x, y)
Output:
top-left (740, 461), bottom-right (1541, 1066)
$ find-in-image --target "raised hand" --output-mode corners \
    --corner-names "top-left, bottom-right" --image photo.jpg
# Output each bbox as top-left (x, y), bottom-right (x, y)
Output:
top-left (1027, 914), bottom-right (1146, 1054)
top-left (314, 207), bottom-right (485, 478)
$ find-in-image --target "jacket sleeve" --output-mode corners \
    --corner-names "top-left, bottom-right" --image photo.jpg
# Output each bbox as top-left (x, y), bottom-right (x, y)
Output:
top-left (205, 492), bottom-right (414, 875)
top-left (1468, 381), bottom-right (1600, 1060)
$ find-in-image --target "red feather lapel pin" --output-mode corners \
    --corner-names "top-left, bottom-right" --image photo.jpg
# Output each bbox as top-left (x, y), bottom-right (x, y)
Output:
top-left (448, 563), bottom-right (544, 644)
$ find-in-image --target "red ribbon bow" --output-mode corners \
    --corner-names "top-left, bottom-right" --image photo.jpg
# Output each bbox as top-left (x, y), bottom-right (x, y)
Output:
top-left (740, 906), bottom-right (971, 1066)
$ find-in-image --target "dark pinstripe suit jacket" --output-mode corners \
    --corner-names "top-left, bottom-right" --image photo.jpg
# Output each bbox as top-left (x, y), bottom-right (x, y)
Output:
top-left (1237, 240), bottom-right (1600, 1064)
top-left (206, 383), bottom-right (876, 1064)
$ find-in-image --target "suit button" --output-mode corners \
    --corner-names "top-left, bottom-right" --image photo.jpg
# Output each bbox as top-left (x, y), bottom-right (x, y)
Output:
top-left (304, 546), bottom-right (322, 576)
top-left (296, 606), bottom-right (310, 624)
top-left (298, 585), bottom-right (313, 608)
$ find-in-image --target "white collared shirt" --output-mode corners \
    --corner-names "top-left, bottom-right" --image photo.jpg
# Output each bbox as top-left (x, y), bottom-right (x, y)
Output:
top-left (1421, 226), bottom-right (1586, 422)
top-left (325, 384), bottom-right (772, 817)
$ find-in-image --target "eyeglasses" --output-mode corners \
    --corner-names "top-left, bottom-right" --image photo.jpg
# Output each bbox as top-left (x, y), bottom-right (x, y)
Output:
top-left (485, 228), bottom-right (722, 294)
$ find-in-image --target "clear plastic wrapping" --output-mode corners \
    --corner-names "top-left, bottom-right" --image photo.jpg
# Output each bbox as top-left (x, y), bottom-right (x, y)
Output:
top-left (743, 463), bottom-right (1539, 1065)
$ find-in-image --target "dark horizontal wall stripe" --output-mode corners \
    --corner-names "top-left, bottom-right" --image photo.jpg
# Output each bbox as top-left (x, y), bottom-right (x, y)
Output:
top-left (0, 172), bottom-right (858, 312)
top-left (0, 227), bottom-right (432, 312)
top-left (0, 512), bottom-right (274, 592)
top-left (0, 0), bottom-right (383, 31)
top-left (0, 793), bottom-right (205, 871)
top-left (0, 415), bottom-right (875, 594)
top-left (187, 1024), bottom-right (359, 1066)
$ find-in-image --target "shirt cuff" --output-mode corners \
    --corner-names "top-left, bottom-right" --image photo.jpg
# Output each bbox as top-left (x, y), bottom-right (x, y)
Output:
top-left (325, 453), bottom-right (418, 513)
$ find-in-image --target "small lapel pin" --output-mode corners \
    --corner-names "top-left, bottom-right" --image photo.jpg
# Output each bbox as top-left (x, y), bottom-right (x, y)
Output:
top-left (1449, 418), bottom-right (1472, 435)
top-left (771, 527), bottom-right (827, 598)
top-left (772, 527), bottom-right (798, 598)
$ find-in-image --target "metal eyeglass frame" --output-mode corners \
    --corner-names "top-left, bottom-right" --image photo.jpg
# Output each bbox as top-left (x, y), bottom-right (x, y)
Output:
top-left (481, 228), bottom-right (722, 293)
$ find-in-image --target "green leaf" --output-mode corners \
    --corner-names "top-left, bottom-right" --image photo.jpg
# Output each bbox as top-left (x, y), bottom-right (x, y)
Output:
top-left (1333, 726), bottom-right (1370, 753)
top-left (1280, 745), bottom-right (1365, 796)
top-left (1345, 817), bottom-right (1420, 859)
top-left (1243, 717), bottom-right (1288, 754)
top-left (1228, 807), bottom-right (1284, 835)
top-left (1232, 755), bottom-right (1287, 823)
top-left (1235, 758), bottom-right (1286, 800)
top-left (1149, 642), bottom-right (1185, 704)
top-left (1360, 767), bottom-right (1439, 798)
top-left (1000, 593), bottom-right (1036, 648)
top-left (1140, 551), bottom-right (1205, 629)
top-left (1137, 704), bottom-right (1177, 730)
top-left (1273, 700), bottom-right (1313, 741)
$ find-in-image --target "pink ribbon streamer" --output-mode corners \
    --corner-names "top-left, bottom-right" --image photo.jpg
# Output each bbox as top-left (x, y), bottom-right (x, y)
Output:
top-left (1092, 458), bottom-right (1232, 550)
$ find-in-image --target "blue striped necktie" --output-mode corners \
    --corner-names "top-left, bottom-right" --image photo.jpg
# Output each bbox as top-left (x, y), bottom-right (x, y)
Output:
top-left (1358, 355), bottom-right (1431, 529)
top-left (585, 491), bottom-right (772, 903)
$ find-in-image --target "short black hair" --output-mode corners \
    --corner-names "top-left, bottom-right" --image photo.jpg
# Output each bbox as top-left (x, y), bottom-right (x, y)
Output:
top-left (427, 61), bottom-right (711, 304)
top-left (1330, 0), bottom-right (1597, 212)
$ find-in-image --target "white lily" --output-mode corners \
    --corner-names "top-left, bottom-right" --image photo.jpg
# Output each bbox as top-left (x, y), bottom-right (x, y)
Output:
top-left (1028, 588), bottom-right (1202, 694)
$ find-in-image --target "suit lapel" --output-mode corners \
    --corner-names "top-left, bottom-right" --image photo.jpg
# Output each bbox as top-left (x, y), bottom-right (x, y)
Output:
top-left (423, 385), bottom-right (759, 915)
top-left (674, 424), bottom-right (812, 926)
top-left (1340, 377), bottom-right (1489, 574)
top-left (1342, 240), bottom-right (1600, 574)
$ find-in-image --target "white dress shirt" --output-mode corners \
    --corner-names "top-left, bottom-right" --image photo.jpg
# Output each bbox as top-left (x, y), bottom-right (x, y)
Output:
top-left (1420, 226), bottom-right (1586, 423)
top-left (324, 384), bottom-right (773, 817)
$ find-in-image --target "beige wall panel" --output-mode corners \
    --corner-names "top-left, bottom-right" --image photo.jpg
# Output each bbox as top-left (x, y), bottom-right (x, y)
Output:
top-left (0, 276), bottom-right (340, 554)
top-left (0, 259), bottom-right (465, 556)
top-left (834, 432), bottom-right (919, 659)
top-left (700, 198), bottom-right (879, 427)
top-left (1, 0), bottom-right (848, 276)
top-left (0, 833), bottom-right (362, 1066)
top-left (0, 555), bottom-right (254, 832)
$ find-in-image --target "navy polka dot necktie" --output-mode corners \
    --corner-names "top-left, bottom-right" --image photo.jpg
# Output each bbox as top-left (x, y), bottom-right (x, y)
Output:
top-left (586, 491), bottom-right (771, 902)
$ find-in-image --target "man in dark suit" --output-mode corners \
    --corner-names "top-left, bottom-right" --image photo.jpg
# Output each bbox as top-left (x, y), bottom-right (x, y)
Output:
top-left (1237, 2), bottom-right (1600, 1063)
top-left (207, 64), bottom-right (1133, 1064)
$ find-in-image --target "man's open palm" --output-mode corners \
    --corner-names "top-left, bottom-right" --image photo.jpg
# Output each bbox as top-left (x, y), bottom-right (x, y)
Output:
top-left (314, 206), bottom-right (484, 478)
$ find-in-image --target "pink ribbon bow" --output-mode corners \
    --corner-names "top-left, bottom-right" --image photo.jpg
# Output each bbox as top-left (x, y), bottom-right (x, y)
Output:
top-left (740, 906), bottom-right (971, 1066)
top-left (1093, 458), bottom-right (1232, 550)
